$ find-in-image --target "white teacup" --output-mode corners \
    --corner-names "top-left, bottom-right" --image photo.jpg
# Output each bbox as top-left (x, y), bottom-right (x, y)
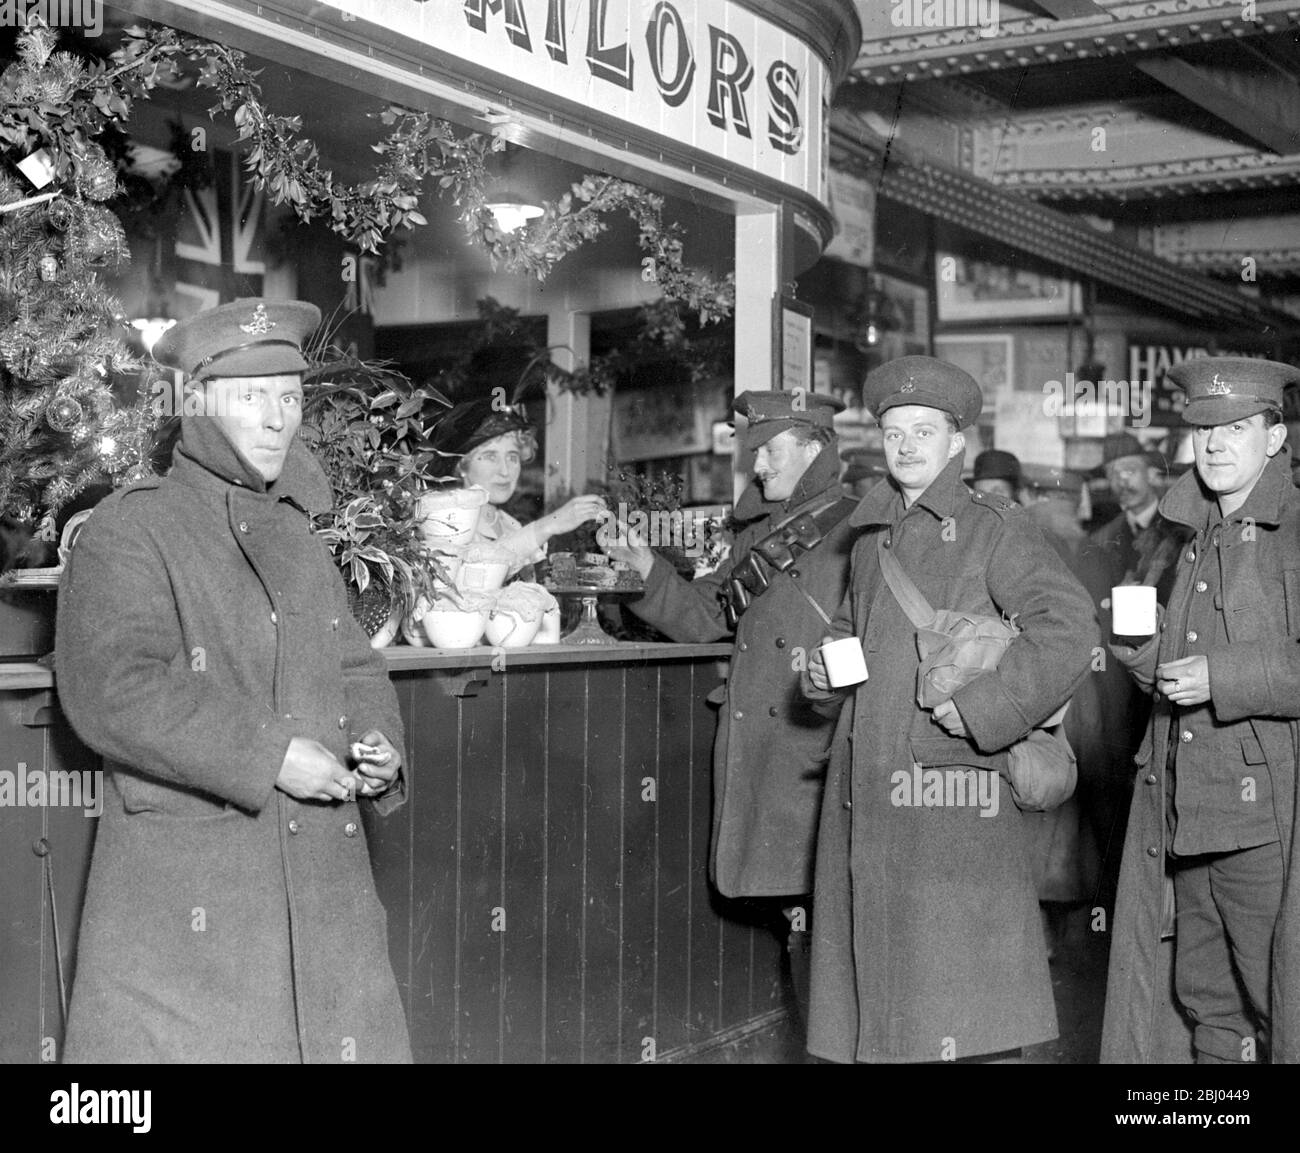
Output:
top-left (1111, 585), bottom-right (1157, 635)
top-left (821, 636), bottom-right (868, 688)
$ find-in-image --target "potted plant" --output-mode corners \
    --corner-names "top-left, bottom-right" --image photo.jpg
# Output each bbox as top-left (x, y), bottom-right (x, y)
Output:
top-left (298, 343), bottom-right (454, 645)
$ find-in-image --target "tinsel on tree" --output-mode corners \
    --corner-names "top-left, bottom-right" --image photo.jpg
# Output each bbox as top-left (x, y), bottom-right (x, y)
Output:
top-left (0, 20), bottom-right (154, 546)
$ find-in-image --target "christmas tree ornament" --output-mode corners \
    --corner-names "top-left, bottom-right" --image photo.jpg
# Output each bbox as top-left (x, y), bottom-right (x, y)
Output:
top-left (77, 154), bottom-right (118, 201)
top-left (39, 255), bottom-right (58, 282)
top-left (77, 208), bottom-right (128, 267)
top-left (45, 395), bottom-right (85, 433)
top-left (46, 198), bottom-right (74, 231)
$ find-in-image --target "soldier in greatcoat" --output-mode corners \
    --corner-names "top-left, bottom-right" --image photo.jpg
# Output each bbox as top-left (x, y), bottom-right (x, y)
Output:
top-left (56, 299), bottom-right (411, 1062)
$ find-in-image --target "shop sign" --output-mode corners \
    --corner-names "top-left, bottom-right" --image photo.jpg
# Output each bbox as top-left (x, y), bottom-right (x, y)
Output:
top-left (325, 0), bottom-right (826, 199)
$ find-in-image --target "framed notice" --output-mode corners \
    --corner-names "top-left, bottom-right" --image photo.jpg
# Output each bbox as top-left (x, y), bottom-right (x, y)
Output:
top-left (777, 297), bottom-right (814, 393)
top-left (936, 253), bottom-right (1082, 322)
top-left (934, 333), bottom-right (1014, 416)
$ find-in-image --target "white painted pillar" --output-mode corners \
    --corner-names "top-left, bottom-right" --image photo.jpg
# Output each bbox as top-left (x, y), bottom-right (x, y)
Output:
top-left (545, 309), bottom-right (595, 507)
top-left (733, 209), bottom-right (784, 498)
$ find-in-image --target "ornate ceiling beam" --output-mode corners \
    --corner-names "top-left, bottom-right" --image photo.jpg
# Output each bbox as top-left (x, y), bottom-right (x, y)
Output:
top-left (852, 1), bottom-right (1300, 84)
top-left (1135, 52), bottom-right (1300, 154)
top-left (831, 116), bottom-right (1299, 334)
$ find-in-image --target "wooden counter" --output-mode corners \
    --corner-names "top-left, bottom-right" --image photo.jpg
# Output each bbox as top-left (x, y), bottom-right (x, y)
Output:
top-left (1, 642), bottom-right (797, 1063)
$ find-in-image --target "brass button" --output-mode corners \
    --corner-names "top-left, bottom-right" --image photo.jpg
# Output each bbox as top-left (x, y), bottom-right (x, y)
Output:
top-left (768, 706), bottom-right (778, 717)
top-left (1186, 550), bottom-right (1195, 563)
top-left (842, 800), bottom-right (852, 811)
top-left (790, 569), bottom-right (800, 578)
top-left (775, 637), bottom-right (786, 648)
top-left (344, 822), bottom-right (358, 838)
top-left (1146, 846), bottom-right (1159, 858)
top-left (884, 537), bottom-right (892, 549)
top-left (1186, 630), bottom-right (1197, 643)
top-left (1181, 730), bottom-right (1194, 743)
top-left (238, 521), bottom-right (249, 533)
top-left (338, 715), bottom-right (348, 730)
top-left (288, 819), bottom-right (300, 835)
top-left (270, 611), bottom-right (278, 625)
top-left (1195, 581), bottom-right (1208, 593)
top-left (733, 710), bottom-right (743, 720)
top-left (1145, 774), bottom-right (1157, 786)
top-left (738, 641), bottom-right (748, 652)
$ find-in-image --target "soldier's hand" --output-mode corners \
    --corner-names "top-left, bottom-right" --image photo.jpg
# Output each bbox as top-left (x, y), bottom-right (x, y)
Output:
top-left (807, 636), bottom-right (833, 692)
top-left (276, 737), bottom-right (364, 803)
top-left (600, 513), bottom-right (655, 578)
top-left (1155, 655), bottom-right (1211, 707)
top-left (932, 698), bottom-right (968, 737)
top-left (350, 729), bottom-right (402, 797)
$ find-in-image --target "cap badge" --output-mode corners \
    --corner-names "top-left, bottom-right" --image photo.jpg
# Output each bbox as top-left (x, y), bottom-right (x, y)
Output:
top-left (238, 303), bottom-right (276, 335)
top-left (900, 375), bottom-right (916, 394)
top-left (1206, 374), bottom-right (1232, 396)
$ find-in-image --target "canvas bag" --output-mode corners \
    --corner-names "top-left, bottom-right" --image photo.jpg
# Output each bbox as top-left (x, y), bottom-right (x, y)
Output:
top-left (876, 536), bottom-right (1076, 812)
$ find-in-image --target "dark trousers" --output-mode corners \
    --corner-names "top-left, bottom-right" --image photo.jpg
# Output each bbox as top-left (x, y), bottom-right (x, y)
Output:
top-left (1172, 841), bottom-right (1284, 1063)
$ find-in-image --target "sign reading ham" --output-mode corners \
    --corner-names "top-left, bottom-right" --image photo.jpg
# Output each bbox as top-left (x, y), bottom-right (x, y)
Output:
top-left (324, 0), bottom-right (827, 201)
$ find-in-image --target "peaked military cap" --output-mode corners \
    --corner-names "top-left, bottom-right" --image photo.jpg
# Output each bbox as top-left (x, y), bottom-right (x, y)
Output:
top-left (863, 356), bottom-right (982, 430)
top-left (1168, 356), bottom-right (1298, 426)
top-left (153, 297), bottom-right (321, 382)
top-left (731, 389), bottom-right (844, 450)
top-left (973, 449), bottom-right (1021, 485)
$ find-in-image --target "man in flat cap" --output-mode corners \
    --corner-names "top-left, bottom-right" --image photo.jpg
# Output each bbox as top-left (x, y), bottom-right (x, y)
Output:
top-left (56, 298), bottom-right (412, 1062)
top-left (802, 355), bottom-right (1097, 1063)
top-left (971, 448), bottom-right (1022, 504)
top-left (1102, 356), bottom-right (1300, 1064)
top-left (607, 387), bottom-right (857, 1019)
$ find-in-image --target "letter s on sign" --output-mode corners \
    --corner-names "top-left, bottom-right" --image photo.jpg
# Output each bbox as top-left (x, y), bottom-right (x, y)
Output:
top-left (766, 61), bottom-right (802, 155)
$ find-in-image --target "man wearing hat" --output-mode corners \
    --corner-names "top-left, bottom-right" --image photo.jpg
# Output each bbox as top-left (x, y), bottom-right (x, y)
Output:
top-left (1090, 431), bottom-right (1183, 597)
top-left (802, 356), bottom-right (1097, 1063)
top-left (56, 298), bottom-right (412, 1062)
top-left (607, 388), bottom-right (857, 1015)
top-left (971, 448), bottom-right (1022, 504)
top-left (1102, 357), bottom-right (1300, 1064)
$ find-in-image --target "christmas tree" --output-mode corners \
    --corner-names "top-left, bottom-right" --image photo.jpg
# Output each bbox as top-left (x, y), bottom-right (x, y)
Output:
top-left (0, 19), bottom-right (154, 557)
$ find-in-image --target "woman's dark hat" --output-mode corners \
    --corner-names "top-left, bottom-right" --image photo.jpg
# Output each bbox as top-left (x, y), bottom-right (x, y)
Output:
top-left (431, 398), bottom-right (533, 477)
top-left (152, 298), bottom-right (320, 382)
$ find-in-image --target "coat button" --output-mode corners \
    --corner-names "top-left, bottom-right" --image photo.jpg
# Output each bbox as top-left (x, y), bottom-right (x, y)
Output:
top-left (738, 641), bottom-right (748, 652)
top-left (733, 710), bottom-right (743, 720)
top-left (338, 715), bottom-right (348, 730)
top-left (1181, 730), bottom-right (1194, 743)
top-left (270, 611), bottom-right (278, 625)
top-left (288, 819), bottom-right (300, 835)
top-left (331, 617), bottom-right (340, 630)
top-left (1195, 581), bottom-right (1208, 593)
top-left (344, 822), bottom-right (358, 837)
top-left (238, 521), bottom-right (249, 533)
top-left (1145, 774), bottom-right (1157, 786)
top-left (790, 569), bottom-right (800, 578)
top-left (842, 800), bottom-right (852, 810)
top-left (1146, 846), bottom-right (1159, 858)
top-left (1186, 630), bottom-right (1197, 643)
top-left (768, 706), bottom-right (778, 717)
top-left (1186, 550), bottom-right (1195, 563)
top-left (775, 637), bottom-right (786, 648)
top-left (883, 538), bottom-right (892, 549)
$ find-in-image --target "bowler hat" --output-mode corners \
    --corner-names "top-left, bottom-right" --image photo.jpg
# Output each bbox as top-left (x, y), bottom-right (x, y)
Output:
top-left (863, 356), bottom-right (983, 430)
top-left (1168, 356), bottom-right (1298, 426)
top-left (153, 297), bottom-right (320, 382)
top-left (973, 449), bottom-right (1021, 486)
top-left (1095, 432), bottom-right (1163, 476)
top-left (731, 390), bottom-right (844, 451)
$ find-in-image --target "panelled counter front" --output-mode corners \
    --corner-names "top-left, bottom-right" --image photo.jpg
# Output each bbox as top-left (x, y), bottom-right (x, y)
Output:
top-left (0, 643), bottom-right (797, 1064)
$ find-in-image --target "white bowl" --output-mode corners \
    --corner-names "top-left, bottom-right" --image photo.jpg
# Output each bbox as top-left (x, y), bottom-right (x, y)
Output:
top-left (485, 609), bottom-right (541, 647)
top-left (421, 599), bottom-right (489, 649)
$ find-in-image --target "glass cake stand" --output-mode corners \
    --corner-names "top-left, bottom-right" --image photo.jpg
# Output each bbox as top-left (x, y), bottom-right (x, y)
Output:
top-left (546, 584), bottom-right (639, 645)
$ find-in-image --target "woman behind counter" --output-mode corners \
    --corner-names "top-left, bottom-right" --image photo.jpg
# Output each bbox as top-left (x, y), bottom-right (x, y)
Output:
top-left (429, 398), bottom-right (606, 576)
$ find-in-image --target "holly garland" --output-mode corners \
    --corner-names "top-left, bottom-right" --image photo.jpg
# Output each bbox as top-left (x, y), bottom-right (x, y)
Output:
top-left (108, 25), bottom-right (735, 324)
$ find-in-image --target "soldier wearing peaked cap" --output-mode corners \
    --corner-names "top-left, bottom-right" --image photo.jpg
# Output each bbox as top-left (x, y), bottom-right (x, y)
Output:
top-left (801, 356), bottom-right (1098, 1063)
top-left (1103, 356), bottom-right (1300, 1064)
top-left (607, 386), bottom-right (858, 1026)
top-left (56, 298), bottom-right (413, 1062)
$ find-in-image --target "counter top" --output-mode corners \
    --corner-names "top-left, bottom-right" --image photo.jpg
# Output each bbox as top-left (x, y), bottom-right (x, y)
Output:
top-left (1, 643), bottom-right (732, 692)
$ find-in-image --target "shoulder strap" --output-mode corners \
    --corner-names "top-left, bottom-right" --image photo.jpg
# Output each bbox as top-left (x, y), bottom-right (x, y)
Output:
top-left (875, 533), bottom-right (938, 630)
